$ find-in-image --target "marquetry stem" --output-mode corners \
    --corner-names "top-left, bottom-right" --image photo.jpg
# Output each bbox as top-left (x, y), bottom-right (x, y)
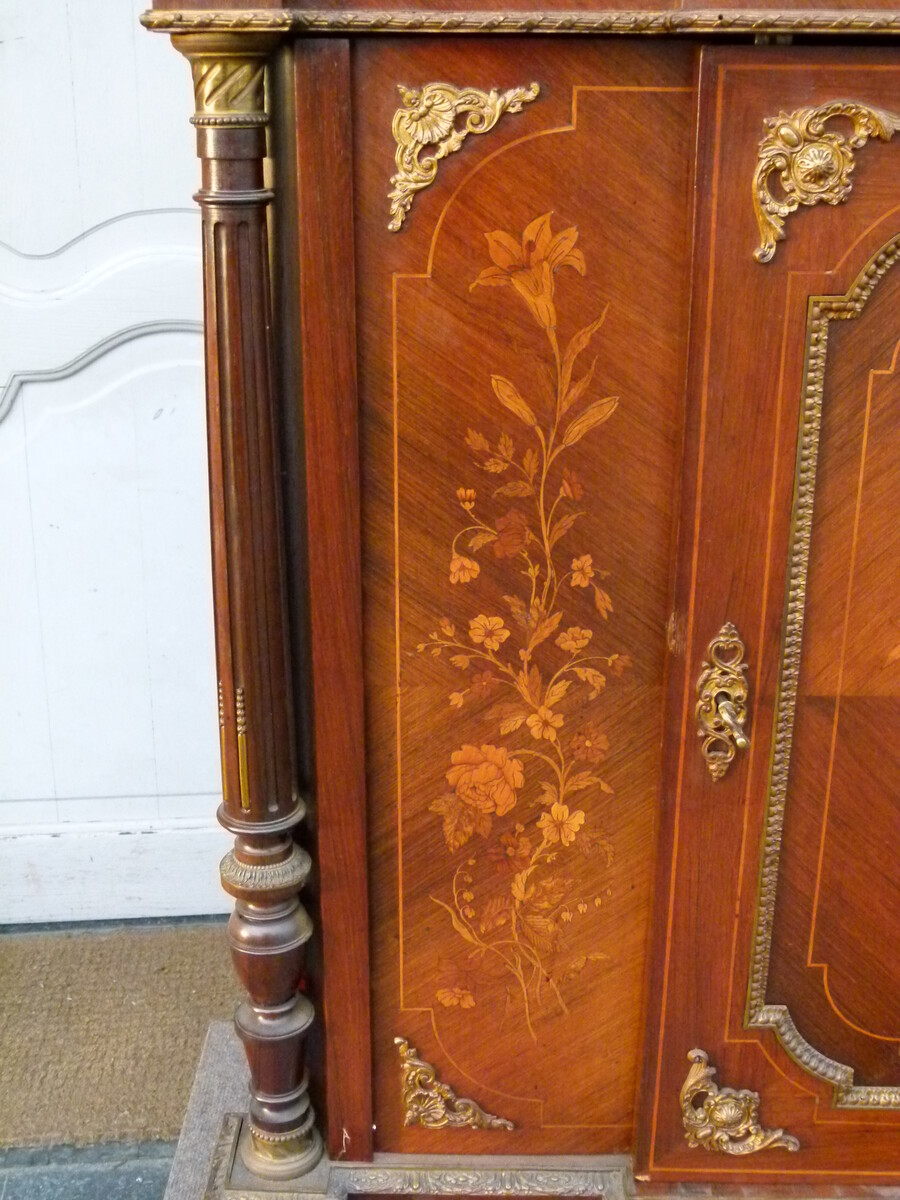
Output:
top-left (173, 32), bottom-right (322, 1180)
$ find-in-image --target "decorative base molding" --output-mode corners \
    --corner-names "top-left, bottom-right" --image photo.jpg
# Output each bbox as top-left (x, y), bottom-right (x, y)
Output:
top-left (210, 1115), bottom-right (632, 1200)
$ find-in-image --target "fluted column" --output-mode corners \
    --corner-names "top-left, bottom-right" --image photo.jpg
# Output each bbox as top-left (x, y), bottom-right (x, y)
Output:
top-left (172, 32), bottom-right (322, 1180)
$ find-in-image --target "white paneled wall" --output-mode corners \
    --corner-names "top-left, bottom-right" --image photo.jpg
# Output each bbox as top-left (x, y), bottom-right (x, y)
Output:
top-left (0, 0), bottom-right (231, 920)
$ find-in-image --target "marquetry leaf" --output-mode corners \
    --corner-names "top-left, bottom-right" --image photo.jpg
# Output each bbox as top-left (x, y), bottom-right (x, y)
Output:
top-left (563, 356), bottom-right (598, 416)
top-left (465, 428), bottom-right (491, 454)
top-left (518, 914), bottom-right (555, 951)
top-left (503, 593), bottom-right (529, 626)
top-left (567, 770), bottom-right (601, 793)
top-left (561, 306), bottom-right (608, 400)
top-left (538, 781), bottom-right (559, 806)
top-left (491, 375), bottom-right (537, 427)
top-left (480, 895), bottom-right (512, 933)
top-left (574, 667), bottom-right (606, 698)
top-left (561, 396), bottom-right (618, 447)
top-left (494, 480), bottom-right (535, 498)
top-left (549, 512), bottom-right (581, 549)
top-left (563, 955), bottom-right (587, 978)
top-left (545, 679), bottom-right (572, 707)
top-left (517, 664), bottom-right (543, 705)
top-left (528, 610), bottom-right (563, 652)
top-left (593, 584), bottom-right (613, 618)
top-left (431, 896), bottom-right (479, 947)
top-left (532, 875), bottom-right (569, 910)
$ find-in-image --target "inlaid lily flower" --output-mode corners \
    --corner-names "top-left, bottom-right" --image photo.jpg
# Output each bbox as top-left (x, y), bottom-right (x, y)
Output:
top-left (470, 213), bottom-right (586, 332)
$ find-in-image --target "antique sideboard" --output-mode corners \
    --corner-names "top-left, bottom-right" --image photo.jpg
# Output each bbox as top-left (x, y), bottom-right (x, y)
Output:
top-left (141, 4), bottom-right (900, 1195)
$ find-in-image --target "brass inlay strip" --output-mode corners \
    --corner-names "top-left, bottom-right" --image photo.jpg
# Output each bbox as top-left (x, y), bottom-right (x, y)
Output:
top-left (217, 680), bottom-right (229, 807)
top-left (745, 235), bottom-right (900, 1109)
top-left (681, 1049), bottom-right (799, 1155)
top-left (394, 1037), bottom-right (513, 1130)
top-left (143, 9), bottom-right (900, 36)
top-left (388, 82), bottom-right (539, 231)
top-left (235, 686), bottom-right (251, 811)
top-left (753, 102), bottom-right (900, 263)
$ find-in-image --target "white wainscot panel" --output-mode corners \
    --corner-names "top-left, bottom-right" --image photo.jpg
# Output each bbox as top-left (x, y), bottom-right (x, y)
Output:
top-left (0, 820), bottom-right (231, 924)
top-left (0, 210), bottom-right (202, 391)
top-left (0, 330), bottom-right (229, 919)
top-left (0, 0), bottom-right (198, 254)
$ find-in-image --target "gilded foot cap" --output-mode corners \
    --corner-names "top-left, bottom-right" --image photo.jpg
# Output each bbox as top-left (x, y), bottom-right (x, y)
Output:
top-left (240, 1121), bottom-right (324, 1181)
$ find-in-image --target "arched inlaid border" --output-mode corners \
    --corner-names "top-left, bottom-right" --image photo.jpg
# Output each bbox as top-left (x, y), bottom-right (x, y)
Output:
top-left (745, 234), bottom-right (900, 1109)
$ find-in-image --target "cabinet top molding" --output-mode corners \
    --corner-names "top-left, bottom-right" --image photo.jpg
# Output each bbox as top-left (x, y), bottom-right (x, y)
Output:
top-left (142, 7), bottom-right (900, 35)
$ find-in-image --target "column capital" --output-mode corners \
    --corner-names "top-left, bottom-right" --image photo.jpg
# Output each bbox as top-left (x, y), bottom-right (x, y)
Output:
top-left (172, 32), bottom-right (281, 129)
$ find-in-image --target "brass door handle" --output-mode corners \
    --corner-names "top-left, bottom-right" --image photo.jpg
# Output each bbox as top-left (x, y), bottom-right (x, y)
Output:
top-left (696, 623), bottom-right (750, 779)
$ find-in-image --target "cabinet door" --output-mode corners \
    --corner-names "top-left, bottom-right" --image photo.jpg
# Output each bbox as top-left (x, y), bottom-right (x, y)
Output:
top-left (637, 46), bottom-right (900, 1184)
top-left (350, 38), bottom-right (697, 1157)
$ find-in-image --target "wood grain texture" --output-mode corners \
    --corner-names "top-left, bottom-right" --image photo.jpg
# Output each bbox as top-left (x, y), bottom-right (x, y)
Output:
top-left (637, 46), bottom-right (900, 1185)
top-left (289, 38), bottom-right (374, 1162)
top-left (353, 37), bottom-right (697, 1156)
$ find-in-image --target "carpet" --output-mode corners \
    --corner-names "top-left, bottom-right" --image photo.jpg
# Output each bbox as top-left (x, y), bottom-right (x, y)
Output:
top-left (0, 922), bottom-right (240, 1147)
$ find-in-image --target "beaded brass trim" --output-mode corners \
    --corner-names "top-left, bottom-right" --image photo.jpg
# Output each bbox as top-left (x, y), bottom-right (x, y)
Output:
top-left (745, 235), bottom-right (900, 1109)
top-left (142, 8), bottom-right (900, 36)
top-left (394, 1037), bottom-right (514, 1130)
top-left (681, 1049), bottom-right (799, 1155)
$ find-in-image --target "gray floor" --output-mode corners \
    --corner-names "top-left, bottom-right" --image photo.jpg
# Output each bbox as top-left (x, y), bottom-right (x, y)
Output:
top-left (0, 1020), bottom-right (245, 1200)
top-left (0, 1142), bottom-right (175, 1200)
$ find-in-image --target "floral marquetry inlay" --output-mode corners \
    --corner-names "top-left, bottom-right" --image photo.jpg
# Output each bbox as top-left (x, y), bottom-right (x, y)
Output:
top-left (417, 214), bottom-right (631, 1042)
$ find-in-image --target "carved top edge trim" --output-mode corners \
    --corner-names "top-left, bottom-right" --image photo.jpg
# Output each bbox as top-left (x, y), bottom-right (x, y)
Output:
top-left (143, 8), bottom-right (900, 35)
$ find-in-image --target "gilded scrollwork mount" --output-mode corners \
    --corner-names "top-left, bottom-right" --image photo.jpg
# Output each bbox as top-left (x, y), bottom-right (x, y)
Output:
top-left (388, 81), bottom-right (539, 231)
top-left (681, 1049), bottom-right (800, 1156)
top-left (394, 1037), bottom-right (514, 1130)
top-left (753, 101), bottom-right (900, 263)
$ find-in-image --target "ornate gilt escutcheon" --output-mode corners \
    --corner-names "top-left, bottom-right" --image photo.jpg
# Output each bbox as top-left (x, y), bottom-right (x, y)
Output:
top-left (696, 623), bottom-right (750, 780)
top-left (394, 1037), bottom-right (513, 1130)
top-left (681, 1049), bottom-right (800, 1155)
top-left (753, 101), bottom-right (900, 262)
top-left (388, 81), bottom-right (540, 231)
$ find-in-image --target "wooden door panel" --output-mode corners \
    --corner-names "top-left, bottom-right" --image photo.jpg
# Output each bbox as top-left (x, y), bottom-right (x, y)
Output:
top-left (764, 259), bottom-right (900, 1086)
top-left (352, 38), bottom-right (697, 1156)
top-left (638, 46), bottom-right (900, 1184)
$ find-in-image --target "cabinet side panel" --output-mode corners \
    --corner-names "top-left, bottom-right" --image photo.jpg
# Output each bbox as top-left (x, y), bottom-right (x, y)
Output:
top-left (287, 38), bottom-right (374, 1160)
top-left (353, 37), bottom-right (696, 1156)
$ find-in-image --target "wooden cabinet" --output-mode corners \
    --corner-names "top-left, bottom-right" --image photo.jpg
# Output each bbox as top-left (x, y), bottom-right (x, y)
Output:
top-left (142, 10), bottom-right (900, 1195)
